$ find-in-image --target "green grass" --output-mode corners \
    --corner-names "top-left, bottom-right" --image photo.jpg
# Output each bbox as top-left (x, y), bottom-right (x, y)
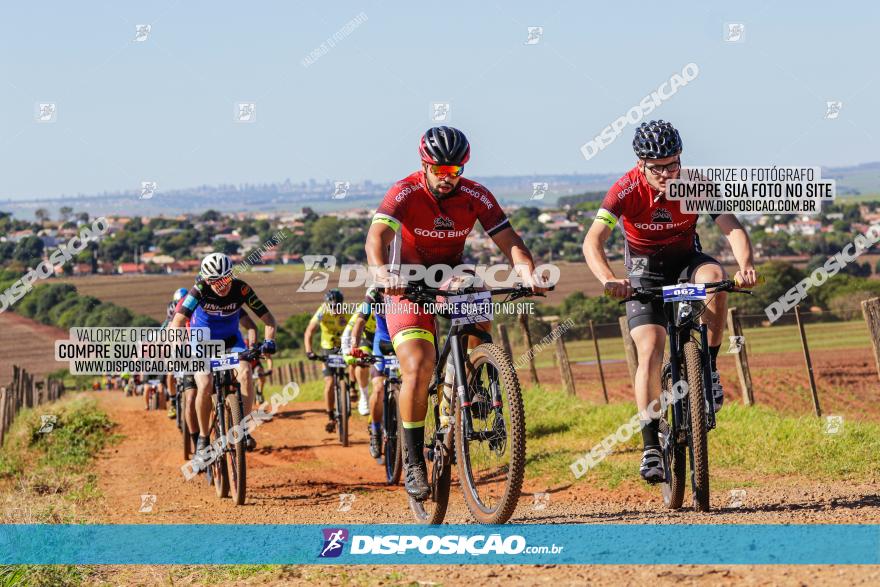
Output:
top-left (543, 319), bottom-right (870, 366)
top-left (0, 395), bottom-right (117, 523)
top-left (522, 385), bottom-right (880, 488)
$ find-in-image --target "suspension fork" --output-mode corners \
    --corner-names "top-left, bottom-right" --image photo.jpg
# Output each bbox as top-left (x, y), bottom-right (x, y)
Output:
top-left (667, 316), bottom-right (684, 437)
top-left (215, 374), bottom-right (228, 452)
top-left (698, 323), bottom-right (716, 430)
top-left (449, 333), bottom-right (473, 440)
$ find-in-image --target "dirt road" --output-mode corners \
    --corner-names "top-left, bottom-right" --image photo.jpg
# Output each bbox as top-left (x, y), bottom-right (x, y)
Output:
top-left (81, 391), bottom-right (880, 585)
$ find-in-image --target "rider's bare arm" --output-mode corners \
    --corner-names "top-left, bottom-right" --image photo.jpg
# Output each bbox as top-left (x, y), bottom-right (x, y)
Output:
top-left (303, 318), bottom-right (319, 354)
top-left (239, 310), bottom-right (258, 347)
top-left (168, 312), bottom-right (187, 329)
top-left (365, 222), bottom-right (402, 294)
top-left (350, 315), bottom-right (366, 348)
top-left (715, 214), bottom-right (757, 287)
top-left (489, 226), bottom-right (546, 292)
top-left (259, 311), bottom-right (277, 341)
top-left (583, 220), bottom-right (631, 298)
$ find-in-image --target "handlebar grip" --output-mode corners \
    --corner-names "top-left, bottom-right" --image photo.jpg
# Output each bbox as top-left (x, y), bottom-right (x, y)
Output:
top-left (734, 274), bottom-right (765, 288)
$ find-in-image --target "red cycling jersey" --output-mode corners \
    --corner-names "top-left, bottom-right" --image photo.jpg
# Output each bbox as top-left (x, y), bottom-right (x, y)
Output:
top-left (372, 171), bottom-right (510, 346)
top-left (372, 171), bottom-right (510, 269)
top-left (596, 165), bottom-right (712, 264)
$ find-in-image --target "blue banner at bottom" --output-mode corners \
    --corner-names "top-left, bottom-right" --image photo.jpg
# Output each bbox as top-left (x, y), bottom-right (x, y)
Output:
top-left (1, 524), bottom-right (878, 565)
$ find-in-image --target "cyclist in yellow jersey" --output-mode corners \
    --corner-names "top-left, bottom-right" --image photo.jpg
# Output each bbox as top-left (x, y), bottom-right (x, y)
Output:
top-left (304, 289), bottom-right (351, 432)
top-left (341, 299), bottom-right (377, 416)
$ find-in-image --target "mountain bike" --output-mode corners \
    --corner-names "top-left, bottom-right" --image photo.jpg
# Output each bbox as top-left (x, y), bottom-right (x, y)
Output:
top-left (251, 363), bottom-right (266, 405)
top-left (173, 373), bottom-right (193, 460)
top-left (365, 353), bottom-right (403, 484)
top-left (385, 283), bottom-right (547, 524)
top-left (309, 351), bottom-right (354, 447)
top-left (623, 279), bottom-right (752, 511)
top-left (205, 346), bottom-right (263, 506)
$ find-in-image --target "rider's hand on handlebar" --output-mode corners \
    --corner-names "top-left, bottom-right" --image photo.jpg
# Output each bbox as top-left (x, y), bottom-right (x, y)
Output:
top-left (306, 351), bottom-right (318, 361)
top-left (260, 339), bottom-right (276, 355)
top-left (734, 267), bottom-right (760, 289)
top-left (603, 278), bottom-right (632, 299)
top-left (376, 270), bottom-right (406, 296)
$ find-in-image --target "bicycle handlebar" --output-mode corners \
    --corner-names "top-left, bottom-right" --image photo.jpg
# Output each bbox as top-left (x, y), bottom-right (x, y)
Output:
top-left (374, 283), bottom-right (554, 305)
top-left (620, 279), bottom-right (754, 304)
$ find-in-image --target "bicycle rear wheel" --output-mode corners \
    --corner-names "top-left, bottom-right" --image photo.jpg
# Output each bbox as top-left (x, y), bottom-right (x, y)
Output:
top-left (456, 343), bottom-right (525, 524)
top-left (383, 383), bottom-right (403, 485)
top-left (409, 390), bottom-right (452, 524)
top-left (225, 395), bottom-right (247, 505)
top-left (660, 363), bottom-right (686, 509)
top-left (683, 341), bottom-right (710, 511)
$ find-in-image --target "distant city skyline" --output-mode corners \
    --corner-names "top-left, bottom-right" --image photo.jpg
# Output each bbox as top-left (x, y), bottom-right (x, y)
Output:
top-left (1, 1), bottom-right (877, 200)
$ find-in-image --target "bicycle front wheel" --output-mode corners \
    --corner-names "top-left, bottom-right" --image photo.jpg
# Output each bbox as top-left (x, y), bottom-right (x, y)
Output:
top-left (456, 343), bottom-right (525, 524)
top-left (683, 340), bottom-right (710, 511)
top-left (225, 395), bottom-right (247, 506)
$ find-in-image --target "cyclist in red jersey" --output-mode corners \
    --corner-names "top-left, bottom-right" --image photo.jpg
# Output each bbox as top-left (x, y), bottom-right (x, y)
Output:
top-left (366, 126), bottom-right (546, 500)
top-left (583, 120), bottom-right (758, 483)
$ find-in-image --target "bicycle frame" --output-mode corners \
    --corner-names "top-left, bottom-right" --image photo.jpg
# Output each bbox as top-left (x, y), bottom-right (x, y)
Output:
top-left (431, 321), bottom-right (493, 441)
top-left (663, 293), bottom-right (716, 439)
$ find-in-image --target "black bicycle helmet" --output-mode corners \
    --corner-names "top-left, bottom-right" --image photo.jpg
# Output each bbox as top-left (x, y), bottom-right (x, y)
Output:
top-left (419, 126), bottom-right (471, 165)
top-left (325, 288), bottom-right (343, 304)
top-left (632, 120), bottom-right (682, 159)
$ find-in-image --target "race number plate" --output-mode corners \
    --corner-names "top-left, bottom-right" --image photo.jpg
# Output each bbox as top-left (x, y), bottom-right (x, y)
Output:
top-left (210, 354), bottom-right (240, 372)
top-left (326, 354), bottom-right (346, 368)
top-left (147, 379), bottom-right (161, 386)
top-left (446, 290), bottom-right (493, 326)
top-left (662, 283), bottom-right (707, 302)
top-left (382, 355), bottom-right (400, 376)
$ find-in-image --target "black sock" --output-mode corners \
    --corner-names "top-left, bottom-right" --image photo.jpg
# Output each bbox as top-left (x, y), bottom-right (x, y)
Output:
top-left (190, 431), bottom-right (199, 448)
top-left (328, 410), bottom-right (335, 421)
top-left (402, 425), bottom-right (425, 465)
top-left (709, 345), bottom-right (721, 371)
top-left (640, 419), bottom-right (660, 449)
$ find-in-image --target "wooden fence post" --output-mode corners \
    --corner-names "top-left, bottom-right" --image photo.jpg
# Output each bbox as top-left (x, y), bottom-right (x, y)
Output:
top-left (619, 316), bottom-right (639, 387)
top-left (726, 307), bottom-right (755, 406)
top-left (517, 314), bottom-right (539, 385)
top-left (589, 320), bottom-right (609, 403)
top-left (0, 387), bottom-right (8, 447)
top-left (497, 324), bottom-right (513, 360)
top-left (298, 360), bottom-right (306, 382)
top-left (861, 297), bottom-right (880, 381)
top-left (551, 321), bottom-right (576, 395)
top-left (795, 306), bottom-right (821, 417)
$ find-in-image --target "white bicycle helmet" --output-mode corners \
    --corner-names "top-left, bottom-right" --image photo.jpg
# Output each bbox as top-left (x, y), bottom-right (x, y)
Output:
top-left (200, 253), bottom-right (232, 279)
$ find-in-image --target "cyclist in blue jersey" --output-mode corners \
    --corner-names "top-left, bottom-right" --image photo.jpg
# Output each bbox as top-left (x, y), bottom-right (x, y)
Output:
top-left (169, 253), bottom-right (277, 460)
top-left (349, 288), bottom-right (393, 459)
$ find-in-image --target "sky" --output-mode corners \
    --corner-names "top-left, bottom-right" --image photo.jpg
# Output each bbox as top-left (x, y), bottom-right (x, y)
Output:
top-left (1, 0), bottom-right (878, 200)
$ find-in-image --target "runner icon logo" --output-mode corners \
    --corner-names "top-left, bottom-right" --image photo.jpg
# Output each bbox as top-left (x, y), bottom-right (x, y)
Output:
top-left (319, 528), bottom-right (349, 558)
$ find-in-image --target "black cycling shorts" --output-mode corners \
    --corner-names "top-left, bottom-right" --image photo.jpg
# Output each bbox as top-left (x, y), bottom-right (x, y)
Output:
top-left (626, 251), bottom-right (722, 331)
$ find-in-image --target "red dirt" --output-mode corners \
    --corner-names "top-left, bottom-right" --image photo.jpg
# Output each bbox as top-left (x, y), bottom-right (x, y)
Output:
top-left (75, 389), bottom-right (880, 585)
